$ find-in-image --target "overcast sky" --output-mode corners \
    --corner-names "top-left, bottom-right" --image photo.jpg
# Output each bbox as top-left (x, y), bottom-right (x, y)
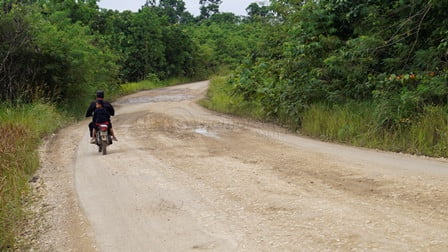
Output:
top-left (97, 0), bottom-right (268, 16)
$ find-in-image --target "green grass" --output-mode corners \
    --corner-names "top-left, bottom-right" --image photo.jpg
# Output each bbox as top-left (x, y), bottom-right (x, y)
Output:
top-left (408, 106), bottom-right (448, 157)
top-left (301, 103), bottom-right (377, 145)
top-left (0, 103), bottom-right (65, 250)
top-left (116, 80), bottom-right (164, 97)
top-left (200, 75), bottom-right (265, 119)
top-left (203, 75), bottom-right (448, 158)
top-left (301, 103), bottom-right (448, 157)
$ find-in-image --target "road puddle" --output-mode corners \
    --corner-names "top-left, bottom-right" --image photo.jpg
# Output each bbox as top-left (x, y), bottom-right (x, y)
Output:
top-left (194, 127), bottom-right (219, 138)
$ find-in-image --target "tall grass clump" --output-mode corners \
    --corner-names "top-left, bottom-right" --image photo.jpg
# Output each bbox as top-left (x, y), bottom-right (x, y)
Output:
top-left (118, 80), bottom-right (166, 97)
top-left (301, 103), bottom-right (448, 157)
top-left (0, 103), bottom-right (65, 250)
top-left (301, 103), bottom-right (377, 146)
top-left (200, 75), bottom-right (265, 120)
top-left (407, 106), bottom-right (448, 157)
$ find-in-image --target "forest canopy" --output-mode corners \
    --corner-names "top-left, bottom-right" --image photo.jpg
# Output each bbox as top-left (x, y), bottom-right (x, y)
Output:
top-left (0, 0), bottom-right (262, 104)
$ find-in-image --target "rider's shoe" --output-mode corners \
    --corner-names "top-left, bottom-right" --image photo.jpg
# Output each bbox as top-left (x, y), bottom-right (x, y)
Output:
top-left (90, 138), bottom-right (96, 144)
top-left (112, 136), bottom-right (118, 141)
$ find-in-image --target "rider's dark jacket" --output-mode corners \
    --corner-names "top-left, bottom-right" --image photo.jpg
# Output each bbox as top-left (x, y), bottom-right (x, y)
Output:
top-left (86, 99), bottom-right (114, 118)
top-left (93, 107), bottom-right (111, 124)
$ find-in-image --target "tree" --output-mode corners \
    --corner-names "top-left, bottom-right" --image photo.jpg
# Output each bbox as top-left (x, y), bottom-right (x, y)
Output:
top-left (159, 0), bottom-right (187, 23)
top-left (162, 25), bottom-right (199, 77)
top-left (208, 12), bottom-right (239, 24)
top-left (122, 7), bottom-right (166, 81)
top-left (144, 0), bottom-right (156, 7)
top-left (45, 0), bottom-right (100, 26)
top-left (246, 2), bottom-right (270, 19)
top-left (0, 2), bottom-right (118, 103)
top-left (199, 0), bottom-right (221, 19)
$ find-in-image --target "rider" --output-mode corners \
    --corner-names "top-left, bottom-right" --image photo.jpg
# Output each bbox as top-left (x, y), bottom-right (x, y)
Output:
top-left (91, 100), bottom-right (118, 143)
top-left (86, 90), bottom-right (115, 138)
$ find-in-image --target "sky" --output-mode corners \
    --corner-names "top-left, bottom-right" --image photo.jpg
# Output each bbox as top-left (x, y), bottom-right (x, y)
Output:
top-left (97, 0), bottom-right (269, 16)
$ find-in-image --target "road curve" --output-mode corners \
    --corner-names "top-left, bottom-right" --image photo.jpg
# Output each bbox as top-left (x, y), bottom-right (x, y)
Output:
top-left (40, 81), bottom-right (448, 251)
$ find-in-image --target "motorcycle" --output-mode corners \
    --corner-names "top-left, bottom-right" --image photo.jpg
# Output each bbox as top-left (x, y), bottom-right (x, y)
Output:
top-left (95, 123), bottom-right (112, 155)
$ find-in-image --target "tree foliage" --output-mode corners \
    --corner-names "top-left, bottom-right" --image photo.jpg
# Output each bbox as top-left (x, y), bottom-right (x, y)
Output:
top-left (0, 0), bottom-right (211, 104)
top-left (231, 0), bottom-right (448, 128)
top-left (246, 2), bottom-right (271, 20)
top-left (185, 12), bottom-right (264, 73)
top-left (199, 0), bottom-right (222, 19)
top-left (0, 0), bottom-right (117, 103)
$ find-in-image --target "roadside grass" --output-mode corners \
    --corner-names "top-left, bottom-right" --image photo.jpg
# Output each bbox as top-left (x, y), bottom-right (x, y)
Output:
top-left (408, 106), bottom-right (448, 157)
top-left (0, 103), bottom-right (65, 250)
top-left (203, 75), bottom-right (448, 158)
top-left (114, 79), bottom-right (165, 99)
top-left (200, 75), bottom-right (265, 120)
top-left (301, 103), bottom-right (378, 146)
top-left (0, 78), bottom-right (193, 249)
top-left (301, 104), bottom-right (448, 157)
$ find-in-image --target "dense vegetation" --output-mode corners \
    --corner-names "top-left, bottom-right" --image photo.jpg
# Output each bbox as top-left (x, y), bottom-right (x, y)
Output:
top-left (231, 0), bottom-right (448, 124)
top-left (1, 0), bottom-right (196, 107)
top-left (206, 0), bottom-right (448, 156)
top-left (1, 0), bottom-right (448, 249)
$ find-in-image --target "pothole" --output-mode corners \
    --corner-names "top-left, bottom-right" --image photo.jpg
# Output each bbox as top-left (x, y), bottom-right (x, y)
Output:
top-left (194, 127), bottom-right (219, 138)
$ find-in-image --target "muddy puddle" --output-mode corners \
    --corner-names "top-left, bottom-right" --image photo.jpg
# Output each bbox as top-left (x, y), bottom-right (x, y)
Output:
top-left (194, 127), bottom-right (219, 138)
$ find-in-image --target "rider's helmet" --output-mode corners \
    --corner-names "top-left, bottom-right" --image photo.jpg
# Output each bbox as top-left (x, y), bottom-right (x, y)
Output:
top-left (96, 90), bottom-right (104, 99)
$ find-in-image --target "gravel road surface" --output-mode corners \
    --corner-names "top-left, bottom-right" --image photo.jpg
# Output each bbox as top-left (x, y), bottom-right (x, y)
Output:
top-left (35, 81), bottom-right (448, 251)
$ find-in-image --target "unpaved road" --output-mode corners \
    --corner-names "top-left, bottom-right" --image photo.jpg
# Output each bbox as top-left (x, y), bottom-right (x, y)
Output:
top-left (36, 81), bottom-right (448, 251)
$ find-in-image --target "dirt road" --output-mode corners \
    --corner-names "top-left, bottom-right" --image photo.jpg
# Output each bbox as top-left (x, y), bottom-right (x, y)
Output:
top-left (36, 81), bottom-right (448, 251)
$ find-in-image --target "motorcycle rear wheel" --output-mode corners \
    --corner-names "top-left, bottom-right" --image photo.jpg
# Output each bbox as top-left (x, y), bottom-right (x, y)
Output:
top-left (102, 140), bottom-right (107, 155)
